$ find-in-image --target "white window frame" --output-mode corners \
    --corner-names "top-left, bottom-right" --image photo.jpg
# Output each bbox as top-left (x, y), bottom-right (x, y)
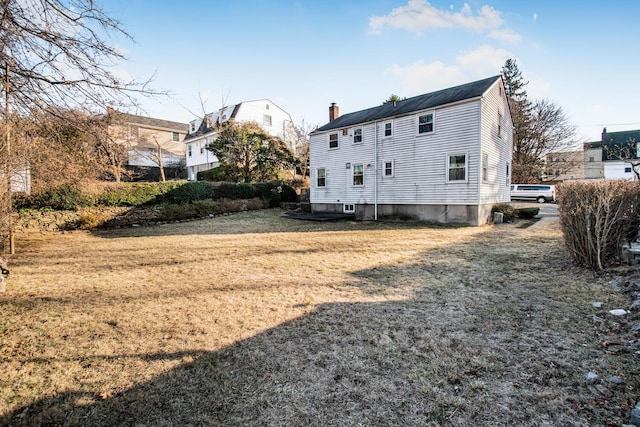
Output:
top-left (482, 152), bottom-right (489, 182)
top-left (498, 112), bottom-right (503, 138)
top-left (172, 131), bottom-right (180, 142)
top-left (383, 122), bottom-right (392, 138)
top-left (352, 163), bottom-right (364, 186)
top-left (353, 127), bottom-right (363, 144)
top-left (263, 114), bottom-right (272, 127)
top-left (317, 167), bottom-right (326, 188)
top-left (188, 145), bottom-right (192, 157)
top-left (417, 112), bottom-right (434, 135)
top-left (383, 160), bottom-right (394, 177)
top-left (447, 153), bottom-right (468, 182)
top-left (343, 204), bottom-right (355, 214)
top-left (329, 133), bottom-right (339, 149)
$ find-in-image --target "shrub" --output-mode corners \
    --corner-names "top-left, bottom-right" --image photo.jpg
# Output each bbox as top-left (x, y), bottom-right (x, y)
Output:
top-left (254, 182), bottom-right (280, 207)
top-left (516, 207), bottom-right (540, 219)
top-left (97, 183), bottom-right (171, 206)
top-left (213, 183), bottom-right (256, 200)
top-left (27, 184), bottom-right (92, 210)
top-left (198, 166), bottom-right (230, 182)
top-left (279, 183), bottom-right (298, 203)
top-left (491, 203), bottom-right (516, 222)
top-left (558, 181), bottom-right (640, 270)
top-left (157, 181), bottom-right (216, 205)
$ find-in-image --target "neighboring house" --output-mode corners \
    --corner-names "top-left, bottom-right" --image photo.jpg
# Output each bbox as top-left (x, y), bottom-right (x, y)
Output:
top-left (184, 99), bottom-right (296, 181)
top-left (583, 141), bottom-right (604, 179)
top-left (545, 150), bottom-right (585, 181)
top-left (107, 109), bottom-right (189, 180)
top-left (309, 75), bottom-right (513, 226)
top-left (584, 128), bottom-right (640, 180)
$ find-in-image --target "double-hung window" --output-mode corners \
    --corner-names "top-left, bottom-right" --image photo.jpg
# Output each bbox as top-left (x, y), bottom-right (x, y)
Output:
top-left (263, 114), bottom-right (272, 126)
top-left (172, 131), bottom-right (180, 142)
top-left (418, 113), bottom-right (434, 134)
top-left (384, 160), bottom-right (394, 177)
top-left (384, 122), bottom-right (392, 137)
top-left (353, 128), bottom-right (363, 144)
top-left (317, 168), bottom-right (326, 187)
top-left (498, 112), bottom-right (503, 138)
top-left (329, 133), bottom-right (338, 149)
top-left (447, 154), bottom-right (467, 182)
top-left (482, 153), bottom-right (489, 181)
top-left (353, 163), bottom-right (364, 186)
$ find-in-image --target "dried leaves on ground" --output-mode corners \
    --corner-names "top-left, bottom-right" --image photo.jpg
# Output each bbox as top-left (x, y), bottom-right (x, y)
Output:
top-left (0, 209), bottom-right (638, 426)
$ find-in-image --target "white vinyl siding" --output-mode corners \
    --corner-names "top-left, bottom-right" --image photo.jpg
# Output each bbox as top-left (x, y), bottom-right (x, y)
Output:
top-left (309, 78), bottom-right (512, 208)
top-left (479, 81), bottom-right (513, 203)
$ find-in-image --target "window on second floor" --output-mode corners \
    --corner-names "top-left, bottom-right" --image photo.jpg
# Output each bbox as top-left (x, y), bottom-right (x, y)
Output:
top-left (353, 128), bottom-right (363, 144)
top-left (384, 122), bottom-right (392, 137)
top-left (418, 113), bottom-right (434, 134)
top-left (263, 114), bottom-right (272, 126)
top-left (188, 146), bottom-right (192, 157)
top-left (329, 133), bottom-right (338, 149)
top-left (172, 131), bottom-right (180, 142)
top-left (498, 112), bottom-right (503, 138)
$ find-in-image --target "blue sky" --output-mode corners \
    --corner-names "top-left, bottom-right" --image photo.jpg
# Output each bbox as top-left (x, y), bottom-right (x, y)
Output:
top-left (104, 0), bottom-right (640, 144)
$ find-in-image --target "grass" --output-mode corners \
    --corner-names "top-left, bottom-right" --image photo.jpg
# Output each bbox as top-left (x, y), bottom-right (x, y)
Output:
top-left (1, 208), bottom-right (638, 426)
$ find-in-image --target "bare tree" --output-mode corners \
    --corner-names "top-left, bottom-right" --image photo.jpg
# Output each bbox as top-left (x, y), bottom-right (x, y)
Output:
top-left (1, 0), bottom-right (159, 254)
top-left (604, 137), bottom-right (640, 180)
top-left (502, 59), bottom-right (576, 183)
top-left (292, 120), bottom-right (315, 183)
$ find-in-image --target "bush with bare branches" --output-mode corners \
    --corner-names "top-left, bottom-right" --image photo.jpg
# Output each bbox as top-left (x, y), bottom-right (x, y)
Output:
top-left (558, 181), bottom-right (640, 270)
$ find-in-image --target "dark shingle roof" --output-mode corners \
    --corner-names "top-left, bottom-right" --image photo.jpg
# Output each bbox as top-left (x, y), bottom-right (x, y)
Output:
top-left (315, 75), bottom-right (501, 133)
top-left (602, 129), bottom-right (640, 160)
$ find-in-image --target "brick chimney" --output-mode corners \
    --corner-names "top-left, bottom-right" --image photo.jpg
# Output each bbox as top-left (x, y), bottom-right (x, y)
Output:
top-left (329, 103), bottom-right (339, 122)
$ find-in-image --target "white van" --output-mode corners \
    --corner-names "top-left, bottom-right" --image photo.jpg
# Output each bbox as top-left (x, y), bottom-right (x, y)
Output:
top-left (510, 184), bottom-right (556, 203)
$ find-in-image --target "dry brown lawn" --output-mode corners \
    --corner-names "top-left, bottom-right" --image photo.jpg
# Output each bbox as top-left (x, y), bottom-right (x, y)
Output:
top-left (1, 208), bottom-right (638, 426)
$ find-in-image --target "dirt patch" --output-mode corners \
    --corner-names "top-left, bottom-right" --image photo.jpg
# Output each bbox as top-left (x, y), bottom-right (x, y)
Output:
top-left (0, 209), bottom-right (638, 426)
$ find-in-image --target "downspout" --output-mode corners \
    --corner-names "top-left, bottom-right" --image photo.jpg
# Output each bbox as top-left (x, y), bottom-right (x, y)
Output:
top-left (374, 120), bottom-right (378, 221)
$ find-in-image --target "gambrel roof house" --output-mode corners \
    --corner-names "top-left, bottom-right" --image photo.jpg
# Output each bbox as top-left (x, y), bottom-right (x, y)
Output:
top-left (184, 100), bottom-right (296, 181)
top-left (309, 75), bottom-right (513, 226)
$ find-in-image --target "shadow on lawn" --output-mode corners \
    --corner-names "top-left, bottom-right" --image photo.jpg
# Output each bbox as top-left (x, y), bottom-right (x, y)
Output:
top-left (3, 295), bottom-right (630, 425)
top-left (0, 299), bottom-right (558, 427)
top-left (3, 218), bottom-right (634, 426)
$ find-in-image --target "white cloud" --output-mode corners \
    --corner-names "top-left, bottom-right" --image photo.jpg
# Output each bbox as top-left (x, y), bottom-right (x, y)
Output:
top-left (488, 28), bottom-right (521, 43)
top-left (388, 45), bottom-right (512, 95)
top-left (369, 0), bottom-right (512, 38)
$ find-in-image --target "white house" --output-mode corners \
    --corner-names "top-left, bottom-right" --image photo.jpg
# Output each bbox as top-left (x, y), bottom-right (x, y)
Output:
top-left (185, 99), bottom-right (296, 181)
top-left (309, 75), bottom-right (513, 226)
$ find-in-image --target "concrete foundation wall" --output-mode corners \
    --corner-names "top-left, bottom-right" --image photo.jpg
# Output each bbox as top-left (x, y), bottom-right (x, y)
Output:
top-left (312, 203), bottom-right (494, 226)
